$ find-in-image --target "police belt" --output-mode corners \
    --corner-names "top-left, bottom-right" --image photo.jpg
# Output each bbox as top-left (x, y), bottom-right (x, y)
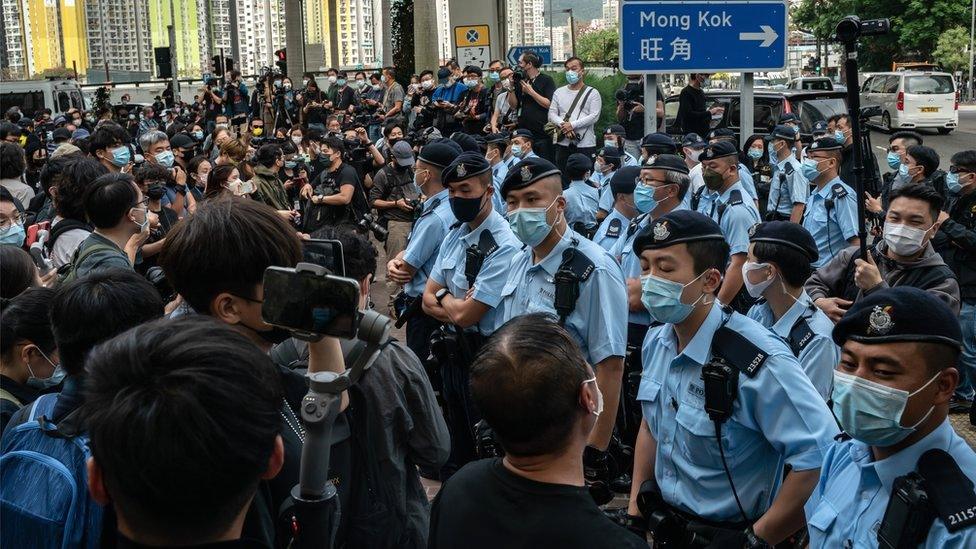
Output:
top-left (638, 483), bottom-right (752, 546)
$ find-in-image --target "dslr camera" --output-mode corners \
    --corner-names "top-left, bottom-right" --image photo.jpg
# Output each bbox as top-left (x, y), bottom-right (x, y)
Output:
top-left (356, 212), bottom-right (388, 242)
top-left (615, 86), bottom-right (643, 106)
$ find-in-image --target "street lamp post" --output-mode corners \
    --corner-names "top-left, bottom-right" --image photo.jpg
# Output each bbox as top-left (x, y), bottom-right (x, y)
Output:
top-left (969, 0), bottom-right (975, 100)
top-left (561, 8), bottom-right (575, 58)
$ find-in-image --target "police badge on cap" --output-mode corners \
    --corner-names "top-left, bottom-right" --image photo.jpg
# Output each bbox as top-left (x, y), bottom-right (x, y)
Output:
top-left (868, 306), bottom-right (894, 335)
top-left (653, 220), bottom-right (670, 241)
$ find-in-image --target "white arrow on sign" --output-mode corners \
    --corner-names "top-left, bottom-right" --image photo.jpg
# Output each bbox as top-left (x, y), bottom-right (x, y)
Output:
top-left (739, 25), bottom-right (778, 48)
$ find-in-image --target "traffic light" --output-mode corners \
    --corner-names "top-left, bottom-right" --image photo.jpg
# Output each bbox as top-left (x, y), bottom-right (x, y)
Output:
top-left (154, 47), bottom-right (172, 79)
top-left (212, 55), bottom-right (223, 77)
top-left (224, 57), bottom-right (235, 74)
top-left (274, 49), bottom-right (287, 76)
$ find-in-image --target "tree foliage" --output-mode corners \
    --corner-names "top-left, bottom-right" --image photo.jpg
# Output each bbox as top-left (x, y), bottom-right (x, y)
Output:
top-left (391, 0), bottom-right (415, 81)
top-left (933, 27), bottom-right (971, 73)
top-left (578, 27), bottom-right (618, 64)
top-left (36, 67), bottom-right (76, 79)
top-left (792, 0), bottom-right (971, 71)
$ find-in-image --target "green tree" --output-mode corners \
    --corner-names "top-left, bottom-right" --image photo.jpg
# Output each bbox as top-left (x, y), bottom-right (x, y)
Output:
top-left (391, 0), bottom-right (415, 81)
top-left (933, 27), bottom-right (971, 73)
top-left (577, 27), bottom-right (618, 64)
top-left (93, 87), bottom-right (111, 113)
top-left (36, 67), bottom-right (76, 79)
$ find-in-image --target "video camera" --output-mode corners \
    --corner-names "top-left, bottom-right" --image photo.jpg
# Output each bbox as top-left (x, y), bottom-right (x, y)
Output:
top-left (615, 86), bottom-right (643, 106)
top-left (342, 137), bottom-right (369, 164)
top-left (834, 16), bottom-right (890, 43)
top-left (512, 66), bottom-right (528, 84)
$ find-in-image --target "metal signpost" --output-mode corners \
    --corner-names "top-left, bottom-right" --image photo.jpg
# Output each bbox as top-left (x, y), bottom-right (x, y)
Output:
top-left (619, 1), bottom-right (787, 146)
top-left (506, 46), bottom-right (553, 67)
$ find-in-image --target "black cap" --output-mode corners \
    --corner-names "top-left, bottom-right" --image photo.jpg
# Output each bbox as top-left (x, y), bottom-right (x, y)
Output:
top-left (634, 210), bottom-right (725, 253)
top-left (485, 132), bottom-right (510, 145)
top-left (681, 133), bottom-right (706, 148)
top-left (437, 67), bottom-right (451, 81)
top-left (832, 287), bottom-right (962, 349)
top-left (501, 157), bottom-right (561, 198)
top-left (604, 124), bottom-right (626, 136)
top-left (766, 125), bottom-right (798, 142)
top-left (450, 132), bottom-right (479, 153)
top-left (609, 166), bottom-right (641, 196)
top-left (807, 137), bottom-right (843, 152)
top-left (597, 146), bottom-right (622, 166)
top-left (51, 127), bottom-right (72, 142)
top-left (778, 113), bottom-right (799, 124)
top-left (170, 133), bottom-right (196, 150)
top-left (442, 151), bottom-right (491, 186)
top-left (418, 140), bottom-right (462, 168)
top-left (640, 132), bottom-right (677, 153)
top-left (565, 153), bottom-right (592, 179)
top-left (707, 127), bottom-right (736, 141)
top-left (464, 65), bottom-right (483, 76)
top-left (747, 221), bottom-right (819, 262)
top-left (700, 140), bottom-right (738, 161)
top-left (811, 121), bottom-right (829, 135)
top-left (645, 154), bottom-right (689, 175)
top-left (511, 129), bottom-right (534, 140)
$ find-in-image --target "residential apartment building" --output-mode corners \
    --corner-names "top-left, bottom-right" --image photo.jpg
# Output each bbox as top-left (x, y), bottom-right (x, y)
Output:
top-left (506, 0), bottom-right (546, 48)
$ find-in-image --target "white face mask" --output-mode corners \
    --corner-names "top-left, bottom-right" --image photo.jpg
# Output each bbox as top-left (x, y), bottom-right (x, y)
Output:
top-left (883, 222), bottom-right (932, 256)
top-left (421, 80), bottom-right (433, 90)
top-left (741, 262), bottom-right (775, 298)
top-left (582, 376), bottom-right (603, 416)
top-left (688, 149), bottom-right (702, 162)
top-left (291, 135), bottom-right (303, 145)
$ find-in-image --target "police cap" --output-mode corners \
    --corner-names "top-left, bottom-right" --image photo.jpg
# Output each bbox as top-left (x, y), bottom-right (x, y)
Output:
top-left (485, 132), bottom-right (510, 145)
top-left (501, 157), bottom-right (562, 198)
top-left (565, 153), bottom-right (592, 179)
top-left (778, 113), bottom-right (800, 125)
top-left (418, 140), bottom-right (462, 168)
top-left (597, 146), bottom-right (622, 165)
top-left (604, 124), bottom-right (626, 136)
top-left (807, 137), bottom-right (843, 152)
top-left (748, 221), bottom-right (819, 262)
top-left (451, 132), bottom-right (479, 153)
top-left (707, 127), bottom-right (736, 141)
top-left (766, 125), bottom-right (798, 142)
top-left (511, 129), bottom-right (534, 140)
top-left (609, 166), bottom-right (641, 196)
top-left (640, 132), bottom-right (678, 153)
top-left (442, 151), bottom-right (491, 187)
top-left (645, 154), bottom-right (689, 175)
top-left (700, 140), bottom-right (738, 161)
top-left (832, 287), bottom-right (962, 350)
top-left (681, 133), bottom-right (706, 149)
top-left (811, 121), bottom-right (829, 136)
top-left (634, 210), bottom-right (725, 253)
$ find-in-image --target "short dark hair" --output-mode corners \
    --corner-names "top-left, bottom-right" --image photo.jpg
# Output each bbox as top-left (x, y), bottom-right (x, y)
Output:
top-left (950, 149), bottom-right (976, 172)
top-left (0, 122), bottom-right (21, 140)
top-left (383, 121), bottom-right (402, 138)
top-left (39, 153), bottom-right (76, 193)
top-left (470, 313), bottom-right (589, 457)
top-left (752, 242), bottom-right (813, 287)
top-left (51, 268), bottom-right (163, 375)
top-left (889, 131), bottom-right (922, 147)
top-left (133, 163), bottom-right (173, 187)
top-left (159, 198), bottom-right (302, 314)
top-left (55, 156), bottom-right (109, 221)
top-left (322, 135), bottom-right (345, 155)
top-left (89, 122), bottom-right (129, 154)
top-left (687, 239), bottom-right (730, 276)
top-left (0, 287), bottom-right (56, 357)
top-left (0, 142), bottom-right (25, 179)
top-left (917, 341), bottom-right (960, 375)
top-left (310, 226), bottom-right (378, 282)
top-left (0, 245), bottom-right (37, 300)
top-left (84, 173), bottom-right (139, 229)
top-left (889, 183), bottom-right (943, 222)
top-left (82, 316), bottom-right (283, 543)
top-left (254, 144), bottom-right (282, 169)
top-left (906, 145), bottom-right (940, 177)
top-left (563, 56), bottom-right (584, 69)
top-left (521, 51), bottom-right (542, 68)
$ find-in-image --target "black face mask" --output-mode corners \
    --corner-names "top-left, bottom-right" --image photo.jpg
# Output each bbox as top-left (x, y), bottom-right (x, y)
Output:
top-left (146, 183), bottom-right (167, 200)
top-left (241, 319), bottom-right (292, 346)
top-left (450, 193), bottom-right (486, 223)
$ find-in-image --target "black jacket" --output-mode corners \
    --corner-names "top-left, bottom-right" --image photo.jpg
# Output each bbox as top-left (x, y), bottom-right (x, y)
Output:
top-left (934, 190), bottom-right (976, 301)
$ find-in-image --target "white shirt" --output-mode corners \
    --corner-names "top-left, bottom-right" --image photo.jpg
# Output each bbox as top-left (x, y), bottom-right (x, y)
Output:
top-left (547, 85), bottom-right (603, 148)
top-left (0, 177), bottom-right (35, 206)
top-left (689, 163), bottom-right (704, 194)
top-left (494, 91), bottom-right (511, 118)
top-left (50, 216), bottom-right (90, 268)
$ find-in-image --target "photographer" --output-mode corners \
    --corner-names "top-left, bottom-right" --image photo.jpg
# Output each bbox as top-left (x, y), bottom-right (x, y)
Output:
top-left (454, 66), bottom-right (490, 136)
top-left (489, 67), bottom-right (516, 134)
top-left (332, 71), bottom-right (358, 115)
top-left (548, 57), bottom-right (602, 176)
top-left (408, 70), bottom-right (436, 130)
top-left (431, 67), bottom-right (464, 135)
top-left (379, 67), bottom-right (406, 127)
top-left (223, 70), bottom-right (250, 132)
top-left (616, 75), bottom-right (664, 157)
top-left (305, 135), bottom-right (368, 233)
top-left (370, 141), bottom-right (420, 293)
top-left (508, 52), bottom-right (556, 162)
top-left (361, 73), bottom-right (386, 142)
top-left (251, 144), bottom-right (299, 225)
top-left (301, 78), bottom-right (328, 134)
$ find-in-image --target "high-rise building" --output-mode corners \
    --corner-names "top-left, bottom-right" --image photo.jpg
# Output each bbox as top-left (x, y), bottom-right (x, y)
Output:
top-left (435, 0), bottom-right (450, 64)
top-left (506, 0), bottom-right (546, 48)
top-left (148, 0), bottom-right (202, 77)
top-left (1, 0), bottom-right (89, 79)
top-left (85, 0), bottom-right (154, 73)
top-left (334, 0), bottom-right (377, 69)
top-left (24, 0), bottom-right (64, 75)
top-left (61, 0), bottom-right (89, 77)
top-left (1, 0), bottom-right (30, 78)
top-left (304, 0), bottom-right (335, 69)
top-left (602, 0), bottom-right (618, 26)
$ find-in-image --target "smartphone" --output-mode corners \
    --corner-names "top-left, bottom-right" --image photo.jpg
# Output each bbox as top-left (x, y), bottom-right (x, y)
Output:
top-left (26, 221), bottom-right (51, 247)
top-left (262, 266), bottom-right (361, 338)
top-left (302, 239), bottom-right (344, 277)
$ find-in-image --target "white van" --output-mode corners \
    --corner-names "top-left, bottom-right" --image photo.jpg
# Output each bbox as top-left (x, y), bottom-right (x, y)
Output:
top-left (860, 71), bottom-right (958, 134)
top-left (0, 79), bottom-right (87, 118)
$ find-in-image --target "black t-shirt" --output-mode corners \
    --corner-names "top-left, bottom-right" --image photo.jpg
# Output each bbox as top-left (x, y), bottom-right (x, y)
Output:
top-left (334, 86), bottom-right (357, 111)
top-left (516, 72), bottom-right (557, 136)
top-left (429, 459), bottom-right (645, 549)
top-left (619, 83), bottom-right (666, 139)
top-left (303, 89), bottom-right (327, 125)
top-left (675, 85), bottom-right (710, 138)
top-left (306, 162), bottom-right (368, 231)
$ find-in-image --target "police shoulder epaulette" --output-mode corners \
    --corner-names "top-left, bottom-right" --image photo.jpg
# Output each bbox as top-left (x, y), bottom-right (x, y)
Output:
top-left (787, 316), bottom-right (815, 357)
top-left (712, 325), bottom-right (769, 378)
top-left (605, 218), bottom-right (622, 239)
top-left (627, 213), bottom-right (649, 237)
top-left (559, 247), bottom-right (596, 283)
top-left (418, 196), bottom-right (442, 219)
top-left (917, 449), bottom-right (976, 532)
top-left (830, 183), bottom-right (849, 199)
top-left (585, 178), bottom-right (600, 189)
top-left (727, 189), bottom-right (744, 206)
top-left (449, 221), bottom-right (463, 230)
top-left (784, 162), bottom-right (795, 176)
top-left (477, 229), bottom-right (499, 256)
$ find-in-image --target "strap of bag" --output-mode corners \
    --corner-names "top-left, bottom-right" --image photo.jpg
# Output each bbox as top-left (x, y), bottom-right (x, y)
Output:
top-left (0, 388), bottom-right (22, 408)
top-left (563, 86), bottom-right (592, 122)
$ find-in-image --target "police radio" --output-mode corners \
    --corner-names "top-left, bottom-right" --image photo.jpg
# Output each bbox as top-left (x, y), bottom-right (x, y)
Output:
top-left (701, 357), bottom-right (738, 424)
top-left (464, 244), bottom-right (486, 288)
top-left (877, 472), bottom-right (935, 549)
top-left (553, 267), bottom-right (580, 325)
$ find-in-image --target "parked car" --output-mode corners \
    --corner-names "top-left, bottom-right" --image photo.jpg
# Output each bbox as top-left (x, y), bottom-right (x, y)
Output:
top-left (860, 71), bottom-right (959, 134)
top-left (663, 89), bottom-right (849, 142)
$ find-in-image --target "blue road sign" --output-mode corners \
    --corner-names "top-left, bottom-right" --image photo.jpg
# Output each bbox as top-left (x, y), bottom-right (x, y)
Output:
top-left (619, 1), bottom-right (787, 73)
top-left (507, 46), bottom-right (553, 66)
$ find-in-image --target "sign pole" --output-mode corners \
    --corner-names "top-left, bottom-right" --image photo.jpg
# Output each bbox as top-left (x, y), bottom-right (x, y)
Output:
top-left (740, 72), bottom-right (753, 149)
top-left (644, 74), bottom-right (657, 134)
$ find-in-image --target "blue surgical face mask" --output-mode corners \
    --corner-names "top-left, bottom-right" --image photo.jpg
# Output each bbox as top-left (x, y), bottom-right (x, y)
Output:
top-left (886, 152), bottom-right (901, 170)
top-left (834, 129), bottom-right (846, 142)
top-left (800, 158), bottom-right (824, 182)
top-left (488, 71), bottom-right (500, 82)
top-left (898, 163), bottom-right (909, 177)
top-left (507, 198), bottom-right (558, 248)
top-left (110, 146), bottom-right (131, 167)
top-left (192, 130), bottom-right (204, 141)
top-left (565, 70), bottom-right (581, 85)
top-left (747, 148), bottom-right (763, 160)
top-left (634, 185), bottom-right (659, 214)
top-left (337, 78), bottom-right (347, 87)
top-left (26, 347), bottom-right (65, 391)
top-left (946, 172), bottom-right (962, 194)
top-left (0, 222), bottom-right (25, 246)
top-left (640, 271), bottom-right (709, 324)
top-left (604, 139), bottom-right (616, 150)
top-left (511, 144), bottom-right (524, 158)
top-left (831, 369), bottom-right (940, 446)
top-left (768, 147), bottom-right (778, 163)
top-left (155, 150), bottom-right (175, 168)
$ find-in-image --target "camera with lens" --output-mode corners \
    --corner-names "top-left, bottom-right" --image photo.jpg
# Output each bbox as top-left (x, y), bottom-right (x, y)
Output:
top-left (834, 16), bottom-right (890, 43)
top-left (356, 212), bottom-right (388, 242)
top-left (615, 86), bottom-right (643, 106)
top-left (145, 266), bottom-right (176, 304)
top-left (343, 137), bottom-right (368, 164)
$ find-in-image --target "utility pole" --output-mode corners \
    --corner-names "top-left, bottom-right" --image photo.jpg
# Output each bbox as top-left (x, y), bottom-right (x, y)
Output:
top-left (969, 0), bottom-right (975, 100)
top-left (168, 0), bottom-right (180, 102)
top-left (548, 0), bottom-right (554, 52)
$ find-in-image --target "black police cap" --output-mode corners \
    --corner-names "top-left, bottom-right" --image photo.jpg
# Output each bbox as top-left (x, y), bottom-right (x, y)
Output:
top-left (501, 157), bottom-right (562, 198)
top-left (485, 132), bottom-right (510, 145)
top-left (766, 125), bottom-right (798, 142)
top-left (708, 127), bottom-right (736, 141)
top-left (597, 146), bottom-right (622, 162)
top-left (418, 140), bottom-right (462, 168)
top-left (640, 132), bottom-right (677, 153)
top-left (645, 154), bottom-right (689, 175)
top-left (812, 121), bottom-right (829, 135)
top-left (748, 221), bottom-right (819, 262)
top-left (451, 132), bottom-right (479, 153)
top-left (565, 153), bottom-right (592, 178)
top-left (778, 113), bottom-right (799, 124)
top-left (832, 287), bottom-right (962, 350)
top-left (681, 133), bottom-right (706, 148)
top-left (700, 140), bottom-right (738, 161)
top-left (807, 137), bottom-right (843, 152)
top-left (633, 210), bottom-right (725, 254)
top-left (442, 151), bottom-right (491, 186)
top-left (604, 124), bottom-right (626, 136)
top-left (511, 129), bottom-right (534, 140)
top-left (609, 166), bottom-right (641, 196)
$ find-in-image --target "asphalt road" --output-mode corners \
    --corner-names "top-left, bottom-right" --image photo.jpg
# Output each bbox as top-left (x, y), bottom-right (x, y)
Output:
top-left (867, 107), bottom-right (976, 174)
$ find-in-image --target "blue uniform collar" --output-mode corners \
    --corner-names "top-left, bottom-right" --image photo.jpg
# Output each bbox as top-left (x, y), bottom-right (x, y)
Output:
top-left (849, 419), bottom-right (955, 494)
top-left (814, 176), bottom-right (843, 198)
top-left (529, 228), bottom-right (575, 276)
top-left (718, 181), bottom-right (747, 203)
top-left (660, 301), bottom-right (725, 366)
top-left (770, 291), bottom-right (815, 336)
top-left (608, 207), bottom-right (631, 224)
top-left (424, 188), bottom-right (450, 214)
top-left (460, 209), bottom-right (504, 244)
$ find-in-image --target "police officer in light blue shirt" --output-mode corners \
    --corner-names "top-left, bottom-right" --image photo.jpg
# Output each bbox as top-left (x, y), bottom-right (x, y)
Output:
top-left (603, 125), bottom-right (640, 167)
top-left (765, 125), bottom-right (809, 222)
top-left (387, 140), bottom-right (460, 362)
top-left (485, 132), bottom-right (517, 214)
top-left (497, 156), bottom-right (628, 503)
top-left (744, 222), bottom-right (838, 399)
top-left (422, 151), bottom-right (522, 475)
top-left (626, 210), bottom-right (839, 546)
top-left (805, 287), bottom-right (976, 548)
top-left (708, 128), bottom-right (759, 203)
top-left (800, 137), bottom-right (860, 268)
top-left (510, 128), bottom-right (539, 162)
top-left (562, 153), bottom-right (599, 236)
top-left (593, 164), bottom-right (639, 252)
top-left (594, 146), bottom-right (622, 218)
top-left (698, 140), bottom-right (762, 312)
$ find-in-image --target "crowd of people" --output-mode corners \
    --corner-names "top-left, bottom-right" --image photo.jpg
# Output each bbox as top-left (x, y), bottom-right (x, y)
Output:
top-left (0, 55), bottom-right (974, 549)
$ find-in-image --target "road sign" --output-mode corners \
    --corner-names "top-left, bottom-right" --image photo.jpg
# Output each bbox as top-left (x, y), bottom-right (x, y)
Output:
top-left (619, 1), bottom-right (787, 73)
top-left (455, 25), bottom-right (491, 69)
top-left (506, 45), bottom-right (553, 66)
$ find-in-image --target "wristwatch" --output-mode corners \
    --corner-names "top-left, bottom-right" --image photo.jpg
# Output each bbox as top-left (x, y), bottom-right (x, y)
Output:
top-left (435, 288), bottom-right (450, 305)
top-left (743, 527), bottom-right (771, 549)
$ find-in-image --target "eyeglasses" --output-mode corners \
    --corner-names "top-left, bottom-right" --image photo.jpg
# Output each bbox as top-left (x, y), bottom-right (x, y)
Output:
top-left (637, 176), bottom-right (669, 188)
top-left (0, 212), bottom-right (23, 229)
top-left (949, 166), bottom-right (974, 174)
top-left (132, 197), bottom-right (150, 209)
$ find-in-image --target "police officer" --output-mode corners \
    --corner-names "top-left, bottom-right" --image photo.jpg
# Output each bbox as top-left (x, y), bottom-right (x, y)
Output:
top-left (805, 287), bottom-right (976, 548)
top-left (498, 156), bottom-right (627, 503)
top-left (707, 128), bottom-right (759, 204)
top-left (698, 140), bottom-right (762, 311)
top-left (638, 131), bottom-right (678, 166)
top-left (594, 146), bottom-right (623, 220)
top-left (744, 222), bottom-right (838, 399)
top-left (422, 151), bottom-right (522, 476)
top-left (562, 152), bottom-right (599, 237)
top-left (603, 124), bottom-right (640, 167)
top-left (627, 210), bottom-right (838, 546)
top-left (485, 132), bottom-right (516, 214)
top-left (387, 140), bottom-right (460, 362)
top-left (593, 165), bottom-right (639, 252)
top-left (765, 125), bottom-right (808, 223)
top-left (510, 128), bottom-right (539, 161)
top-left (801, 137), bottom-right (860, 268)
